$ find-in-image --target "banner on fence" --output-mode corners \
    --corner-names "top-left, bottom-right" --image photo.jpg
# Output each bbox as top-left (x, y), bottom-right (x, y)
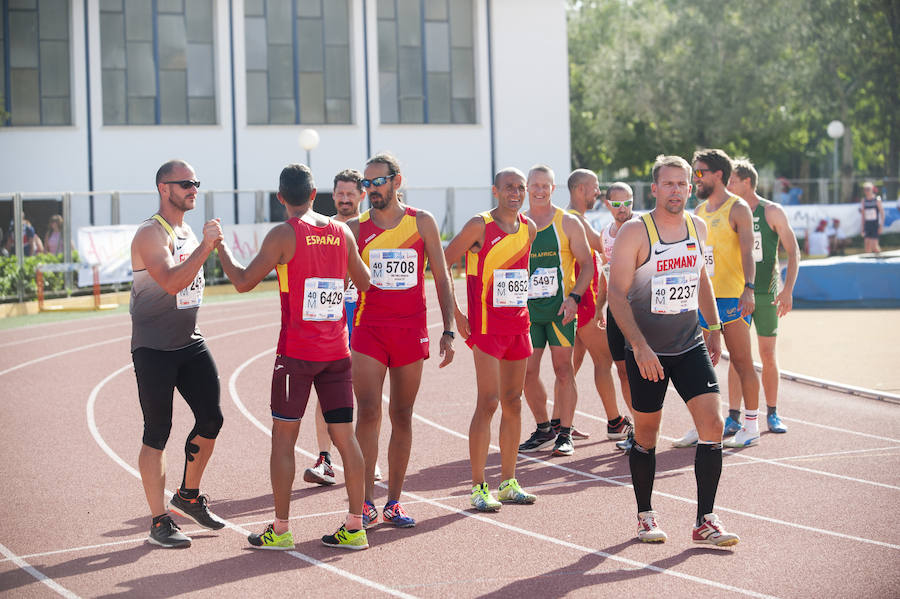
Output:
top-left (74, 222), bottom-right (279, 287)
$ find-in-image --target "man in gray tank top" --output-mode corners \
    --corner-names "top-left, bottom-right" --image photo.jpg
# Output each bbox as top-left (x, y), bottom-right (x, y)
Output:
top-left (130, 159), bottom-right (226, 548)
top-left (607, 155), bottom-right (739, 547)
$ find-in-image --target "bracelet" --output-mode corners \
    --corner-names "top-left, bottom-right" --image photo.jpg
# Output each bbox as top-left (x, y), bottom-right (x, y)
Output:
top-left (442, 330), bottom-right (455, 339)
top-left (707, 322), bottom-right (722, 331)
top-left (568, 292), bottom-right (582, 304)
top-left (744, 281), bottom-right (755, 290)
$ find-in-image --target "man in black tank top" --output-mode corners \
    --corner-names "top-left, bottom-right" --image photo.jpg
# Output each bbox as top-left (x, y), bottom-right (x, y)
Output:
top-left (607, 155), bottom-right (739, 547)
top-left (860, 182), bottom-right (884, 254)
top-left (130, 160), bottom-right (226, 548)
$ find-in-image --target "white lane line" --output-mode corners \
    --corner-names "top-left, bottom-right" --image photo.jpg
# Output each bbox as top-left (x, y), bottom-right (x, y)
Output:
top-left (0, 541), bottom-right (80, 599)
top-left (229, 351), bottom-right (775, 599)
top-left (84, 344), bottom-right (414, 599)
top-left (0, 314), bottom-right (275, 377)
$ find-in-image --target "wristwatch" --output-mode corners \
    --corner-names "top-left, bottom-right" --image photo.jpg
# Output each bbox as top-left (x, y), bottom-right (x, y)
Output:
top-left (568, 292), bottom-right (582, 304)
top-left (744, 281), bottom-right (755, 290)
top-left (442, 330), bottom-right (455, 340)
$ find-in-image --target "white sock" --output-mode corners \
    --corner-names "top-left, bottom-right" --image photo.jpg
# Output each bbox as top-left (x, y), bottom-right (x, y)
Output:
top-left (744, 410), bottom-right (759, 434)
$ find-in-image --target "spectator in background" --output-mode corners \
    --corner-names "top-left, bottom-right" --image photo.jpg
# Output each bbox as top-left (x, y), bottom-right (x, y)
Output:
top-left (5, 219), bottom-right (43, 256)
top-left (828, 218), bottom-right (848, 255)
top-left (859, 181), bottom-right (884, 255)
top-left (805, 219), bottom-right (830, 258)
top-left (43, 215), bottom-right (64, 255)
top-left (775, 179), bottom-right (791, 204)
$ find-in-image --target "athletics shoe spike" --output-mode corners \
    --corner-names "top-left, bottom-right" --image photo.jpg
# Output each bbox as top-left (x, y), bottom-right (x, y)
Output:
top-left (637, 510), bottom-right (667, 543)
top-left (692, 513), bottom-right (739, 547)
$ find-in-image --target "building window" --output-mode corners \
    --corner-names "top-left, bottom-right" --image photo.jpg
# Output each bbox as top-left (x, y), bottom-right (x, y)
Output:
top-left (377, 0), bottom-right (474, 124)
top-left (99, 0), bottom-right (216, 125)
top-left (245, 0), bottom-right (352, 125)
top-left (1, 0), bottom-right (72, 126)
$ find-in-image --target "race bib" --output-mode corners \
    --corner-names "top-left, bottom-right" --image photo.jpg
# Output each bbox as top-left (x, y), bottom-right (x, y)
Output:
top-left (493, 269), bottom-right (529, 307)
top-left (174, 238), bottom-right (203, 309)
top-left (302, 278), bottom-right (344, 321)
top-left (370, 248), bottom-right (417, 289)
top-left (344, 280), bottom-right (358, 303)
top-left (752, 231), bottom-right (763, 263)
top-left (703, 245), bottom-right (715, 277)
top-left (651, 272), bottom-right (699, 314)
top-left (864, 207), bottom-right (877, 220)
top-left (528, 267), bottom-right (558, 299)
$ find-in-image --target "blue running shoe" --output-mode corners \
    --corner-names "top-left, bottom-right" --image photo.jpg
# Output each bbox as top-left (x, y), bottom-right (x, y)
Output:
top-left (382, 500), bottom-right (415, 528)
top-left (362, 500), bottom-right (379, 529)
top-left (767, 412), bottom-right (788, 433)
top-left (723, 416), bottom-right (742, 437)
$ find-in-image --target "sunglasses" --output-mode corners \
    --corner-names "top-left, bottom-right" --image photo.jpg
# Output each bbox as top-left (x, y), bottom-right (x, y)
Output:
top-left (164, 179), bottom-right (201, 189)
top-left (361, 174), bottom-right (396, 188)
top-left (610, 200), bottom-right (632, 208)
top-left (693, 168), bottom-right (713, 179)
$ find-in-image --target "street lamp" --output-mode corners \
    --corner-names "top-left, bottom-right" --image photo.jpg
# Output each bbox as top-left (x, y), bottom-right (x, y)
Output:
top-left (826, 120), bottom-right (844, 204)
top-left (298, 128), bottom-right (320, 168)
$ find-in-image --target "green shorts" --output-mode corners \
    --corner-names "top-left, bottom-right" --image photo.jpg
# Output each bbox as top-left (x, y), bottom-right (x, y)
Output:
top-left (752, 293), bottom-right (778, 337)
top-left (529, 315), bottom-right (576, 348)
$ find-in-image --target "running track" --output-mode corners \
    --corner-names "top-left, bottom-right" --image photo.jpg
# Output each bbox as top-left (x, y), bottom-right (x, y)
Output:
top-left (1, 289), bottom-right (898, 598)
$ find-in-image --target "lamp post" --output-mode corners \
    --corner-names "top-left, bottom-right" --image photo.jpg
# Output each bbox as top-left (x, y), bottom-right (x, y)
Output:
top-left (298, 128), bottom-right (320, 168)
top-left (826, 120), bottom-right (844, 204)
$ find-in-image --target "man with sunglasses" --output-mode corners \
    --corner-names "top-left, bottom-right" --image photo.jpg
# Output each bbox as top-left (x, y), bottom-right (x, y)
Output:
top-left (607, 154), bottom-right (738, 546)
top-left (217, 163), bottom-right (372, 550)
top-left (518, 165), bottom-right (594, 458)
top-left (726, 159), bottom-right (799, 434)
top-left (565, 170), bottom-right (634, 447)
top-left (130, 159), bottom-right (226, 548)
top-left (348, 153), bottom-right (456, 529)
top-left (674, 149), bottom-right (761, 448)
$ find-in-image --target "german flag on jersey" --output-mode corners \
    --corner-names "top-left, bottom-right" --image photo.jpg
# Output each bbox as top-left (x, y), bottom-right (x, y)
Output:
top-left (466, 211), bottom-right (532, 335)
top-left (354, 206), bottom-right (427, 328)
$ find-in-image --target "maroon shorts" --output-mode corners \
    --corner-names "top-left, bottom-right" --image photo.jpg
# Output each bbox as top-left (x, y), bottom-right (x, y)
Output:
top-left (466, 331), bottom-right (533, 361)
top-left (350, 324), bottom-right (429, 367)
top-left (270, 355), bottom-right (353, 423)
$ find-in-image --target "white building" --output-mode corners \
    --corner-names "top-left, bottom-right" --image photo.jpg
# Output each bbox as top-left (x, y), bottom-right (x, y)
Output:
top-left (0, 0), bottom-right (571, 239)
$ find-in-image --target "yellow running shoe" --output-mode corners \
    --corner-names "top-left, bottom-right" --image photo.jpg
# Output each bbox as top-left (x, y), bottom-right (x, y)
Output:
top-left (497, 478), bottom-right (536, 504)
top-left (322, 524), bottom-right (369, 550)
top-left (470, 482), bottom-right (501, 512)
top-left (248, 523), bottom-right (294, 550)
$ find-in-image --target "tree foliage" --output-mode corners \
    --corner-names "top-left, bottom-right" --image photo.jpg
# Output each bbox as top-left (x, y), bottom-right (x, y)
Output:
top-left (569, 0), bottom-right (899, 195)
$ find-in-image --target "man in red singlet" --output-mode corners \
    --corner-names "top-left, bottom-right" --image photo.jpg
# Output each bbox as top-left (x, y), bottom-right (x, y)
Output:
top-left (444, 167), bottom-right (539, 512)
top-left (218, 163), bottom-right (372, 550)
top-left (347, 153), bottom-right (456, 529)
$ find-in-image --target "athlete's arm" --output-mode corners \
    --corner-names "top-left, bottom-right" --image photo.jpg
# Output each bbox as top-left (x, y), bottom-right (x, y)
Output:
top-left (133, 218), bottom-right (222, 295)
top-left (693, 216), bottom-right (721, 366)
top-left (217, 223), bottom-right (293, 293)
top-left (560, 213), bottom-right (594, 325)
top-left (418, 211), bottom-right (455, 368)
top-left (768, 204), bottom-right (799, 317)
top-left (342, 223), bottom-right (370, 293)
top-left (878, 197), bottom-right (885, 232)
top-left (607, 220), bottom-right (663, 382)
top-left (443, 215), bottom-right (486, 341)
top-left (730, 199), bottom-right (756, 318)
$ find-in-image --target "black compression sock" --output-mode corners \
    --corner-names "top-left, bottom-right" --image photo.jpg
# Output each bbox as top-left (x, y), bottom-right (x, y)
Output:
top-left (629, 443), bottom-right (656, 513)
top-left (695, 443), bottom-right (723, 526)
top-left (767, 405), bottom-right (777, 417)
top-left (608, 416), bottom-right (623, 428)
top-left (537, 421), bottom-right (552, 432)
top-left (178, 487), bottom-right (199, 500)
top-left (728, 409), bottom-right (741, 422)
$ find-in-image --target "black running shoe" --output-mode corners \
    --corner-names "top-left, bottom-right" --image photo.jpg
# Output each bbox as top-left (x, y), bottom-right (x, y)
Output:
top-left (607, 416), bottom-right (633, 440)
top-left (148, 515), bottom-right (191, 548)
top-left (169, 493), bottom-right (226, 530)
top-left (552, 433), bottom-right (574, 456)
top-left (518, 427), bottom-right (556, 452)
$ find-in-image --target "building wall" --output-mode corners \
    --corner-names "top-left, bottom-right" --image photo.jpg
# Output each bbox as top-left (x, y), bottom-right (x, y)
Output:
top-left (0, 0), bottom-right (571, 228)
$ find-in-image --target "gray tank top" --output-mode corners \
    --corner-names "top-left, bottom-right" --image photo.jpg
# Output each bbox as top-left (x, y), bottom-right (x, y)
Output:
top-left (625, 212), bottom-right (703, 356)
top-left (130, 215), bottom-right (204, 351)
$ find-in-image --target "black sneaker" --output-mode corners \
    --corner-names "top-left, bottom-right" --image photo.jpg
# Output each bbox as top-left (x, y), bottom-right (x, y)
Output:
top-left (552, 433), bottom-right (574, 456)
top-left (518, 427), bottom-right (556, 452)
top-left (169, 493), bottom-right (226, 530)
top-left (148, 515), bottom-right (191, 548)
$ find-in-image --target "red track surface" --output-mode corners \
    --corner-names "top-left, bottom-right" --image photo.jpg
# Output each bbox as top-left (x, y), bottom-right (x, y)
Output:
top-left (1, 289), bottom-right (898, 598)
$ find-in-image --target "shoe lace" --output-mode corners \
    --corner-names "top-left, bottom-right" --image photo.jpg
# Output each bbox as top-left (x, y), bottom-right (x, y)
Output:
top-left (386, 502), bottom-right (408, 518)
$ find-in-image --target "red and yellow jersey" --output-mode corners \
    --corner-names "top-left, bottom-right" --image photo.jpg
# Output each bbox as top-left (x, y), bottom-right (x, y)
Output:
top-left (276, 218), bottom-right (350, 361)
top-left (466, 212), bottom-right (532, 335)
top-left (354, 206), bottom-right (426, 328)
top-left (568, 209), bottom-right (601, 326)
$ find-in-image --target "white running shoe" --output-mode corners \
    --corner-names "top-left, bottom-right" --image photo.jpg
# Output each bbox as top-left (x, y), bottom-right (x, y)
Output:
top-left (693, 513), bottom-right (740, 546)
top-left (672, 428), bottom-right (699, 448)
top-left (723, 427), bottom-right (760, 448)
top-left (637, 510), bottom-right (667, 543)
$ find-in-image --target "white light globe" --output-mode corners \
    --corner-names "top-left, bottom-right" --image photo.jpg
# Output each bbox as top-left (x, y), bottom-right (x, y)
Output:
top-left (298, 128), bottom-right (320, 151)
top-left (826, 120), bottom-right (845, 139)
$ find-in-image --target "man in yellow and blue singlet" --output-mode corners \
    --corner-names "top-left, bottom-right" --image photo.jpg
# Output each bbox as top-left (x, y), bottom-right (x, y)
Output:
top-left (674, 149), bottom-right (762, 448)
top-left (518, 165), bottom-right (594, 457)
